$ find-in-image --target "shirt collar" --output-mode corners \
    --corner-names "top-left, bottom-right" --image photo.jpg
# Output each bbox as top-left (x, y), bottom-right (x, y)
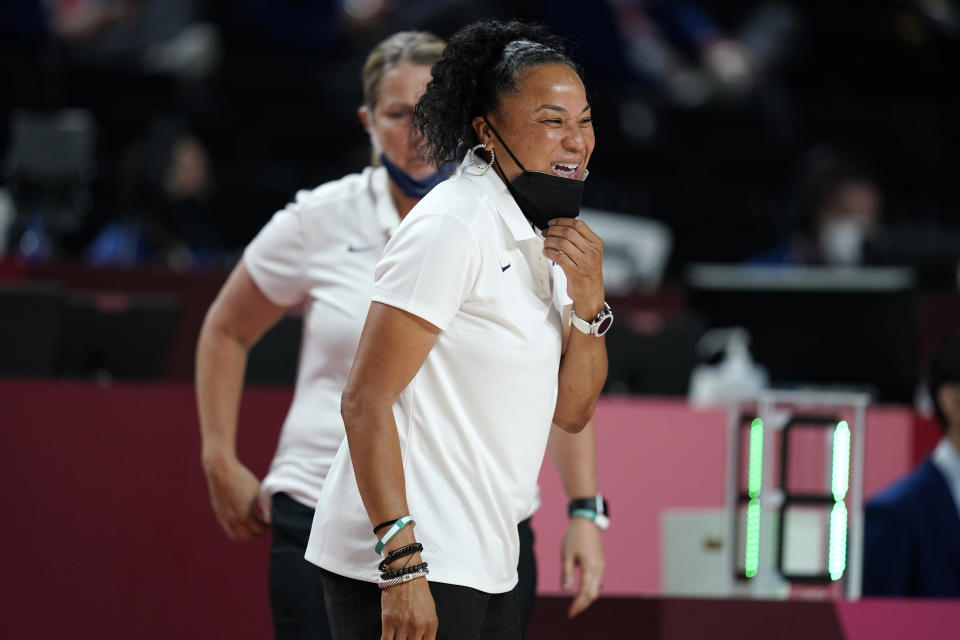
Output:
top-left (459, 151), bottom-right (537, 243)
top-left (931, 437), bottom-right (960, 513)
top-left (371, 165), bottom-right (401, 236)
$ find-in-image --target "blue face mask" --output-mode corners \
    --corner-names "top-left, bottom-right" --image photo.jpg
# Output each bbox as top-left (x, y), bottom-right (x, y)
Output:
top-left (379, 153), bottom-right (448, 199)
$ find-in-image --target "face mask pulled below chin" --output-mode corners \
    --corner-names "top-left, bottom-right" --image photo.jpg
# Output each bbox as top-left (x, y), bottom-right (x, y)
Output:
top-left (503, 171), bottom-right (585, 231)
top-left (379, 153), bottom-right (447, 199)
top-left (484, 118), bottom-right (585, 231)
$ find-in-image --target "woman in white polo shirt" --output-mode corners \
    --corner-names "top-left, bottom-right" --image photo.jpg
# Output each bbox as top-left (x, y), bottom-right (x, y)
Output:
top-left (196, 32), bottom-right (447, 639)
top-left (197, 30), bottom-right (605, 639)
top-left (307, 21), bottom-right (609, 640)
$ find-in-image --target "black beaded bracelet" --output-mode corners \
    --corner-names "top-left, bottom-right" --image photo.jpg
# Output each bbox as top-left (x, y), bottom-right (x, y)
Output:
top-left (380, 562), bottom-right (429, 581)
top-left (378, 543), bottom-right (423, 572)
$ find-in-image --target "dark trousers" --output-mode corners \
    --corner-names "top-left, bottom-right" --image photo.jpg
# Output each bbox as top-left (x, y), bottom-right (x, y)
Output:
top-left (269, 492), bottom-right (537, 639)
top-left (321, 568), bottom-right (521, 640)
top-left (269, 493), bottom-right (332, 640)
top-left (517, 517), bottom-right (537, 637)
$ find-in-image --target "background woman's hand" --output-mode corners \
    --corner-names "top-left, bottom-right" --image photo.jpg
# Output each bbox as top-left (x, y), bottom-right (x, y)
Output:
top-left (543, 218), bottom-right (605, 317)
top-left (561, 517), bottom-right (605, 618)
top-left (380, 578), bottom-right (438, 640)
top-left (202, 456), bottom-right (270, 540)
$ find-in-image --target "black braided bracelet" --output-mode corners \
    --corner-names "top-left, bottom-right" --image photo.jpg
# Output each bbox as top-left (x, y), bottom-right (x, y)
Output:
top-left (380, 562), bottom-right (429, 581)
top-left (378, 543), bottom-right (423, 572)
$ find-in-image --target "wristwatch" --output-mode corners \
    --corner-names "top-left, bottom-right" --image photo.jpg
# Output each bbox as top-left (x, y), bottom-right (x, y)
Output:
top-left (568, 495), bottom-right (610, 530)
top-left (570, 302), bottom-right (614, 337)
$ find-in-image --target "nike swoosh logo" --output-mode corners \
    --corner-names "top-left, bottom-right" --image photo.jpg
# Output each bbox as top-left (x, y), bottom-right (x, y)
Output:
top-left (501, 263), bottom-right (511, 272)
top-left (347, 245), bottom-right (376, 253)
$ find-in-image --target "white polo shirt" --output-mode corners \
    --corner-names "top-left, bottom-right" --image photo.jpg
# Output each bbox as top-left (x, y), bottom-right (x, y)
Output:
top-left (244, 166), bottom-right (399, 508)
top-left (305, 155), bottom-right (571, 593)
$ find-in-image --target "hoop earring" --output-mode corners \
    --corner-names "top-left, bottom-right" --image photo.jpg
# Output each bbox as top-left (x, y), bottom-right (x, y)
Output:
top-left (469, 143), bottom-right (494, 170)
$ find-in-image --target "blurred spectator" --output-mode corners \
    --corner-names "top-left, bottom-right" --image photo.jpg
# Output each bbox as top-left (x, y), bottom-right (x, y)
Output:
top-left (538, 0), bottom-right (801, 103)
top-left (748, 146), bottom-right (883, 266)
top-left (84, 117), bottom-right (226, 270)
top-left (3, 109), bottom-right (97, 263)
top-left (862, 331), bottom-right (960, 597)
top-left (51, 0), bottom-right (219, 79)
top-left (5, 0), bottom-right (957, 274)
top-left (622, 0), bottom-right (756, 99)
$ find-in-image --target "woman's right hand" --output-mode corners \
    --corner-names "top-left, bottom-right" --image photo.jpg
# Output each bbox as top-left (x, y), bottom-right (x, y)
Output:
top-left (202, 455), bottom-right (270, 540)
top-left (196, 259), bottom-right (285, 541)
top-left (380, 578), bottom-right (438, 640)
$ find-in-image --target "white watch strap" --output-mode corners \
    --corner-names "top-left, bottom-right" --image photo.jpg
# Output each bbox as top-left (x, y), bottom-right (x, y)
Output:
top-left (569, 302), bottom-right (611, 336)
top-left (570, 308), bottom-right (593, 335)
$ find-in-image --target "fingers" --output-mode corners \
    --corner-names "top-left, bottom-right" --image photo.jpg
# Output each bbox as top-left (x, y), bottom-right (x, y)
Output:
top-left (562, 550), bottom-right (575, 591)
top-left (241, 501), bottom-right (270, 538)
top-left (381, 580), bottom-right (438, 640)
top-left (205, 461), bottom-right (268, 540)
top-left (213, 493), bottom-right (269, 539)
top-left (543, 235), bottom-right (586, 266)
top-left (543, 247), bottom-right (579, 274)
top-left (567, 558), bottom-right (603, 618)
top-left (547, 218), bottom-right (603, 246)
top-left (562, 520), bottom-right (606, 618)
top-left (219, 513), bottom-right (268, 540)
top-left (543, 221), bottom-right (602, 255)
top-left (381, 618), bottom-right (436, 638)
top-left (243, 516), bottom-right (270, 538)
top-left (543, 219), bottom-right (603, 278)
top-left (256, 492), bottom-right (272, 525)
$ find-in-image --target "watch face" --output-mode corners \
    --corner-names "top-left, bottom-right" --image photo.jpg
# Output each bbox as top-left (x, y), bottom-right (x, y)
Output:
top-left (596, 314), bottom-right (613, 336)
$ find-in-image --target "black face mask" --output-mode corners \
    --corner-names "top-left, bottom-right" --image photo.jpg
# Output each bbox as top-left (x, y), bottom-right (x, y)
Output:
top-left (483, 118), bottom-right (585, 231)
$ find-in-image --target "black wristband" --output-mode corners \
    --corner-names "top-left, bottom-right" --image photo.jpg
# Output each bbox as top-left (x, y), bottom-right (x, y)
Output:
top-left (378, 542), bottom-right (423, 572)
top-left (373, 518), bottom-right (402, 535)
top-left (380, 562), bottom-right (429, 581)
top-left (568, 495), bottom-right (609, 518)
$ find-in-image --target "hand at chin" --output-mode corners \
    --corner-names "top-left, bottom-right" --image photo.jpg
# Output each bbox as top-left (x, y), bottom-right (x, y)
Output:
top-left (542, 218), bottom-right (605, 315)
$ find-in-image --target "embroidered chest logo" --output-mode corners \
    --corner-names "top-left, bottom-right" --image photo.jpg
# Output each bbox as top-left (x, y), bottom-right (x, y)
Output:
top-left (347, 244), bottom-right (376, 253)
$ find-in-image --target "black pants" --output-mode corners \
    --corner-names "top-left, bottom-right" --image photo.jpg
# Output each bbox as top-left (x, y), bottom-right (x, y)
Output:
top-left (269, 493), bottom-right (332, 640)
top-left (321, 568), bottom-right (521, 640)
top-left (269, 493), bottom-right (537, 639)
top-left (516, 517), bottom-right (537, 637)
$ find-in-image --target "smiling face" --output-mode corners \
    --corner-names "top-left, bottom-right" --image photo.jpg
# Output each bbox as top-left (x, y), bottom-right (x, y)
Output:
top-left (360, 60), bottom-right (435, 180)
top-left (474, 63), bottom-right (594, 182)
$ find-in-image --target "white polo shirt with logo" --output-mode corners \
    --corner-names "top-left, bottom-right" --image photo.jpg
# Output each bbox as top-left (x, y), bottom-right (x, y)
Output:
top-left (244, 166), bottom-right (399, 508)
top-left (305, 155), bottom-right (571, 594)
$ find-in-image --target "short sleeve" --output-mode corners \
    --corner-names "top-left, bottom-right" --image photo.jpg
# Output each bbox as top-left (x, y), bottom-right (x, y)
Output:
top-left (372, 212), bottom-right (480, 331)
top-left (243, 204), bottom-right (309, 307)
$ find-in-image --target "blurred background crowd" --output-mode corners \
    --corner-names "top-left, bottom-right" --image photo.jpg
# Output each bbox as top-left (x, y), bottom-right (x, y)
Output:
top-left (2, 0), bottom-right (959, 406)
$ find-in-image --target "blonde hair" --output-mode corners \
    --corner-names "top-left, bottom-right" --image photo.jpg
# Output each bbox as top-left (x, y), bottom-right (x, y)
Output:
top-left (362, 31), bottom-right (445, 111)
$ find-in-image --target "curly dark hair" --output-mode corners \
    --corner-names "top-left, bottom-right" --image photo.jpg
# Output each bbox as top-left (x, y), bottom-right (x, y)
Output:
top-left (413, 20), bottom-right (580, 169)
